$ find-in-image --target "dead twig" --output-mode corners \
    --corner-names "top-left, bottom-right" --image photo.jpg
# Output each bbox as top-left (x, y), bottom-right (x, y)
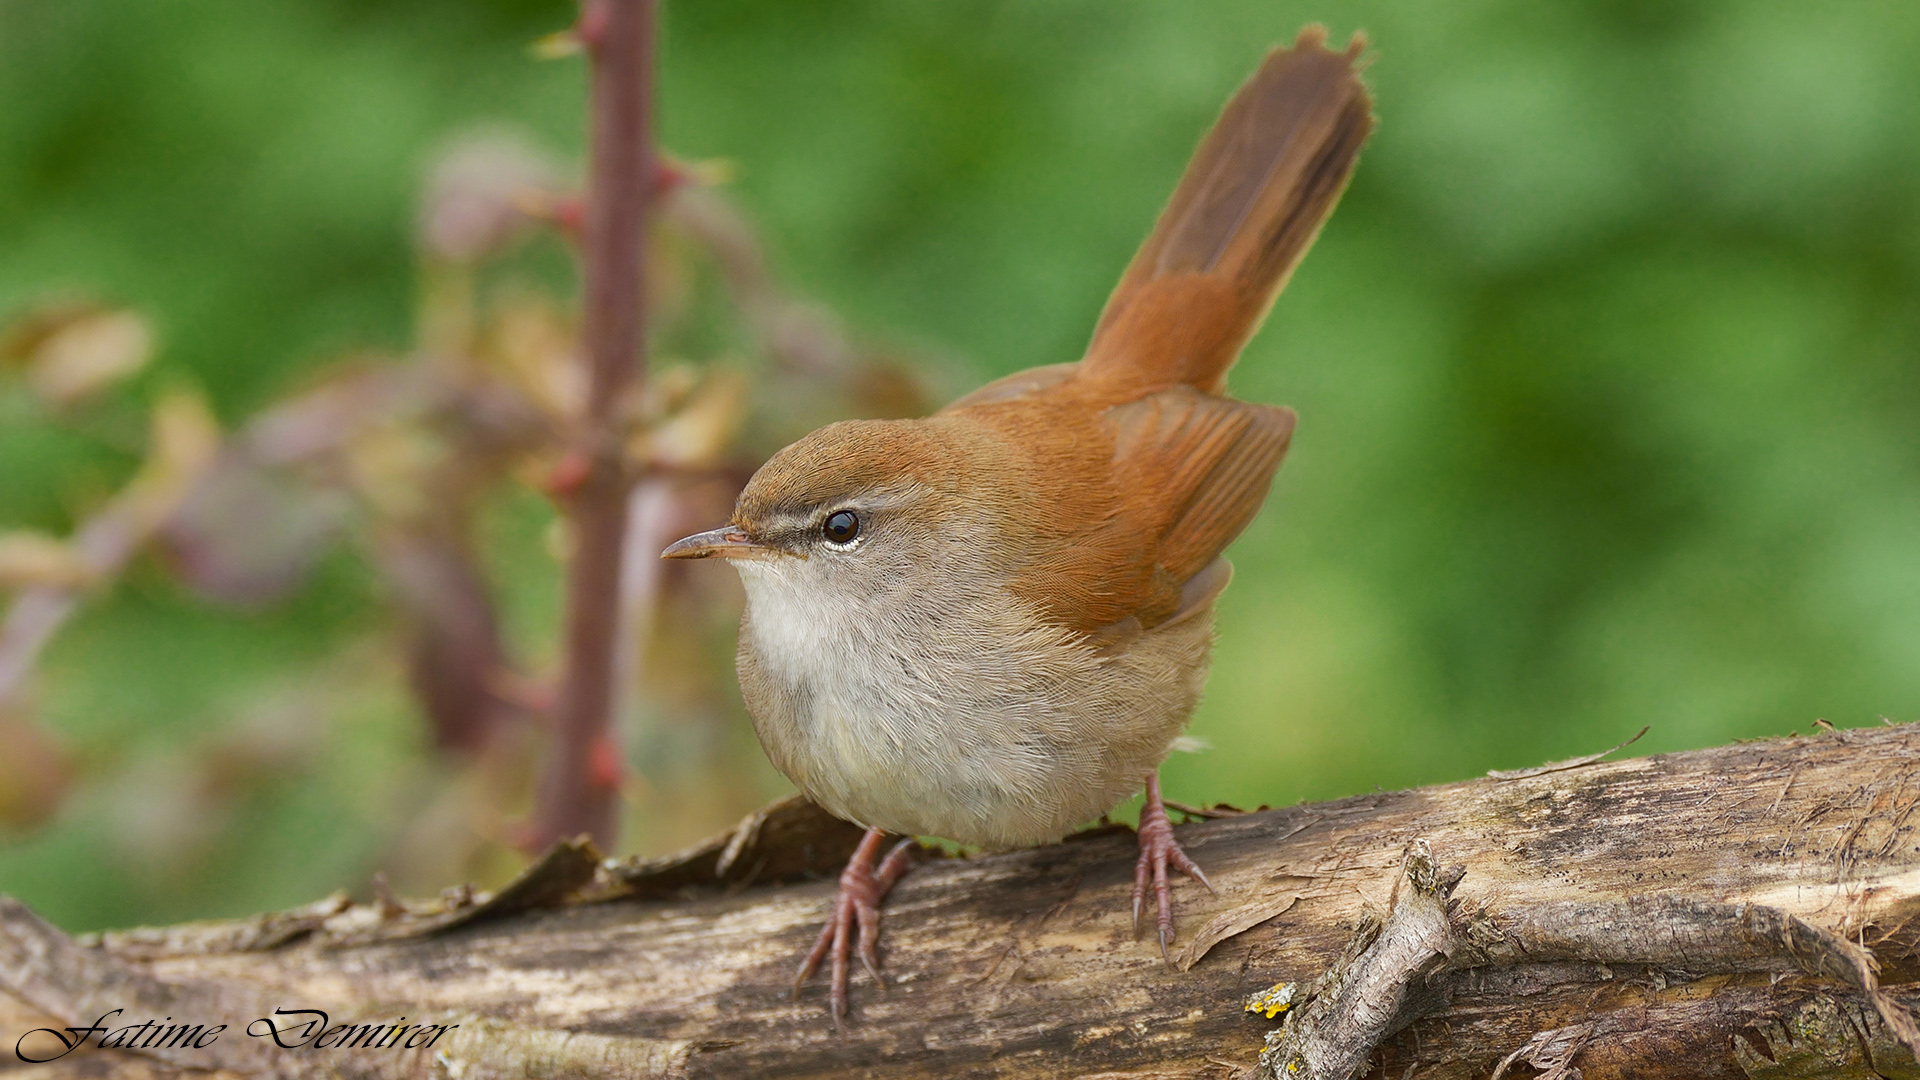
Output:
top-left (1486, 726), bottom-right (1648, 781)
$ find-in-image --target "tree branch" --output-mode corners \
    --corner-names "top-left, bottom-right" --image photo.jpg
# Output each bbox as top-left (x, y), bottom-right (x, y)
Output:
top-left (533, 0), bottom-right (656, 849)
top-left (4, 725), bottom-right (1918, 1079)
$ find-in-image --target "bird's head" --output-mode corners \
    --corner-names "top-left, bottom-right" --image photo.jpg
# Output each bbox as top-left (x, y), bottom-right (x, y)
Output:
top-left (662, 418), bottom-right (970, 587)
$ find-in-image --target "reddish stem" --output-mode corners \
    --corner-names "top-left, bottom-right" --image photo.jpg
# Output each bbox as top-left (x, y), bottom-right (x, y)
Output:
top-left (531, 0), bottom-right (655, 849)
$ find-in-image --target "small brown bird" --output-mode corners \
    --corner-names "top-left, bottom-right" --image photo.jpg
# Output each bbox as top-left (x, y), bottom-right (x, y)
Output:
top-left (665, 28), bottom-right (1372, 1021)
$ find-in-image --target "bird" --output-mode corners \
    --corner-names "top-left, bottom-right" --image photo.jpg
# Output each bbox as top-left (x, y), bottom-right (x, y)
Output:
top-left (663, 27), bottom-right (1373, 1023)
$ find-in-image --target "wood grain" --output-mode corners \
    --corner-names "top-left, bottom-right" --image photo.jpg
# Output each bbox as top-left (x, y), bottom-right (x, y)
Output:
top-left (3, 725), bottom-right (1917, 1079)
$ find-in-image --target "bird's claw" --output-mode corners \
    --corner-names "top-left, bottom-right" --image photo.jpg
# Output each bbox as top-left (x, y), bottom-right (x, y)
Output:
top-left (1131, 773), bottom-right (1216, 964)
top-left (793, 829), bottom-right (916, 1026)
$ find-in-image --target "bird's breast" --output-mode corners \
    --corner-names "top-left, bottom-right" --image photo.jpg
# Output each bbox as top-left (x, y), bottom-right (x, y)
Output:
top-left (730, 558), bottom-right (1213, 849)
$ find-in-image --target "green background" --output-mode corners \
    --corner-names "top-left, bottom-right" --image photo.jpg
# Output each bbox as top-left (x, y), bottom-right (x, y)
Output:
top-left (2, 0), bottom-right (1917, 932)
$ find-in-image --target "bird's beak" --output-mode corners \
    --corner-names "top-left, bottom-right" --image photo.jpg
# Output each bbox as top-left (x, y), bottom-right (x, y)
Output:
top-left (661, 525), bottom-right (777, 560)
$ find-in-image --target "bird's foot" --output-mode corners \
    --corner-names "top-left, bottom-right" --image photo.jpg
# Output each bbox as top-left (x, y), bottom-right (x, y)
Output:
top-left (794, 827), bottom-right (917, 1025)
top-left (1132, 772), bottom-right (1217, 963)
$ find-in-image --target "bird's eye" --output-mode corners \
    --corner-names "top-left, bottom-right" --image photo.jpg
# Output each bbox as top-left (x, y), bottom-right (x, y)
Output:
top-left (822, 509), bottom-right (861, 545)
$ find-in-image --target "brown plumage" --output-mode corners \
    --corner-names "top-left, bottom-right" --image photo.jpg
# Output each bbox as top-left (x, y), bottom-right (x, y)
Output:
top-left (665, 27), bottom-right (1374, 1018)
top-left (744, 28), bottom-right (1369, 642)
top-left (1085, 27), bottom-right (1373, 394)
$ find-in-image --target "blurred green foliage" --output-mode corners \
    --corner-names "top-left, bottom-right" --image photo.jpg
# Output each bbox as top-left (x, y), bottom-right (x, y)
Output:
top-left (2, 0), bottom-right (1917, 932)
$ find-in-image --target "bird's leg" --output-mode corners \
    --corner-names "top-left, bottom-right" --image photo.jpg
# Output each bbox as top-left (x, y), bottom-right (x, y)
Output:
top-left (793, 827), bottom-right (917, 1025)
top-left (1132, 771), bottom-right (1216, 963)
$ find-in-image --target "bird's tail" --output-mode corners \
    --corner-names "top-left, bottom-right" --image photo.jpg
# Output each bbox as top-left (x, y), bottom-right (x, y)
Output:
top-left (1080, 27), bottom-right (1373, 394)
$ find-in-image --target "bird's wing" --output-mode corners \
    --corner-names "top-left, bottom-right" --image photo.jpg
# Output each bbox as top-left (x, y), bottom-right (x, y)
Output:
top-left (1107, 385), bottom-right (1295, 590)
top-left (1003, 384), bottom-right (1293, 635)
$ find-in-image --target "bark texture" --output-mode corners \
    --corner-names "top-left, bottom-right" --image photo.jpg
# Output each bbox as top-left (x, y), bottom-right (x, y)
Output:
top-left (3, 724), bottom-right (1918, 1079)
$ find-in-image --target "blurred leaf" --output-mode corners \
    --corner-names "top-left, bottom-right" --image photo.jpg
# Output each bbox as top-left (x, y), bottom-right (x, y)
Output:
top-left (486, 295), bottom-right (582, 423)
top-left (0, 531), bottom-right (94, 590)
top-left (126, 390), bottom-right (222, 530)
top-left (636, 366), bottom-right (747, 469)
top-left (0, 304), bottom-right (153, 407)
top-left (0, 706), bottom-right (70, 832)
top-left (344, 422), bottom-right (447, 524)
top-left (163, 458), bottom-right (345, 607)
top-left (417, 129), bottom-right (563, 264)
top-left (530, 29), bottom-right (582, 61)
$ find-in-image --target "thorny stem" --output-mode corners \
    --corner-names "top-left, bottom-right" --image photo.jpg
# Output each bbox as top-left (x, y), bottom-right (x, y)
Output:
top-left (531, 0), bottom-right (655, 849)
